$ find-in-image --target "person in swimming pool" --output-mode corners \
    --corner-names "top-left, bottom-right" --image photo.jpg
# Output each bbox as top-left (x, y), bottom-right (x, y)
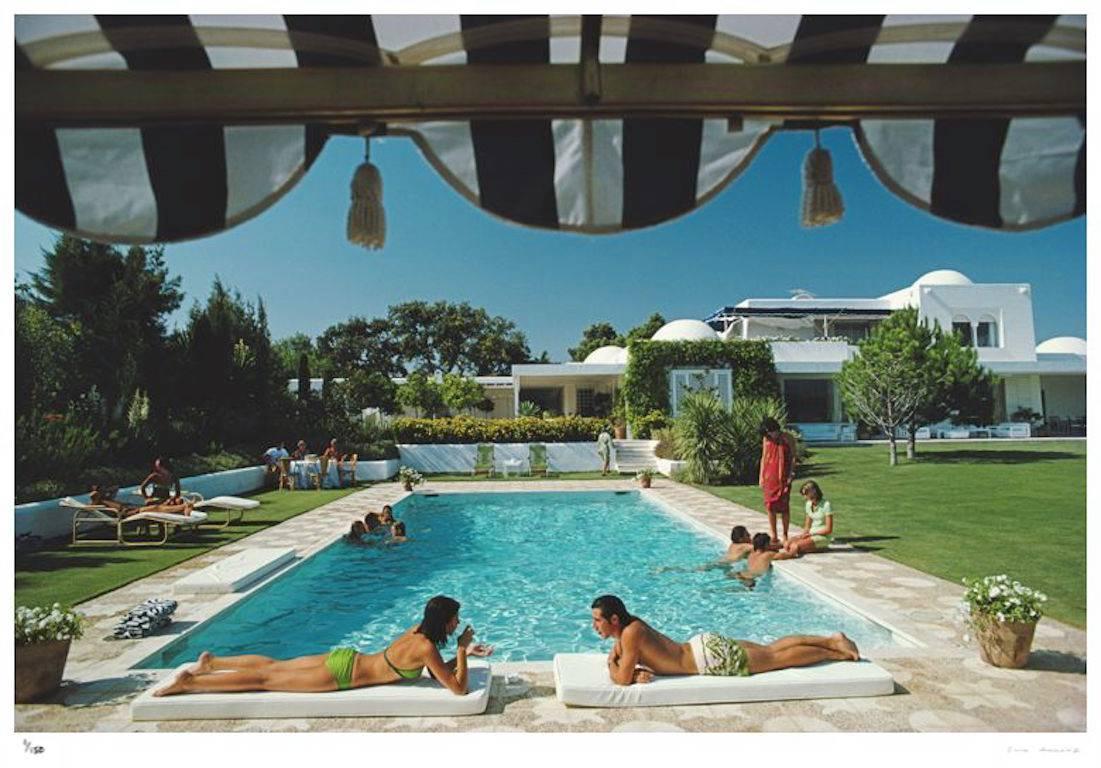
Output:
top-left (153, 595), bottom-right (494, 697)
top-left (734, 532), bottom-right (794, 588)
top-left (345, 520), bottom-right (368, 543)
top-left (388, 521), bottom-right (408, 544)
top-left (725, 525), bottom-right (753, 562)
top-left (379, 505), bottom-right (396, 526)
top-left (590, 594), bottom-right (859, 685)
top-left (363, 512), bottom-right (387, 536)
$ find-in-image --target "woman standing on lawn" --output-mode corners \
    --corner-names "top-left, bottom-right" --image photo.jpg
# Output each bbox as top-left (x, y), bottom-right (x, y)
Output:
top-left (781, 480), bottom-right (833, 556)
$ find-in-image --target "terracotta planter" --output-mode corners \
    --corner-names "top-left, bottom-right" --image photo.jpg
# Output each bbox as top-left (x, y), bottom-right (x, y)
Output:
top-left (637, 476), bottom-right (652, 489)
top-left (402, 481), bottom-right (413, 492)
top-left (974, 618), bottom-right (1037, 669)
top-left (15, 639), bottom-right (71, 703)
top-left (614, 425), bottom-right (627, 439)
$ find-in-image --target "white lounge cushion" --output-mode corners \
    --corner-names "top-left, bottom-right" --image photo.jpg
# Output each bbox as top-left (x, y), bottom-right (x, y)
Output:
top-left (174, 548), bottom-right (296, 594)
top-left (194, 496), bottom-right (261, 510)
top-left (131, 659), bottom-right (492, 720)
top-left (133, 510), bottom-right (208, 527)
top-left (553, 653), bottom-right (894, 708)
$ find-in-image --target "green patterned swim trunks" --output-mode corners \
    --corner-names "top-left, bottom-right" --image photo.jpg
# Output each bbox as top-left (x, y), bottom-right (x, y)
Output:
top-left (689, 632), bottom-right (750, 676)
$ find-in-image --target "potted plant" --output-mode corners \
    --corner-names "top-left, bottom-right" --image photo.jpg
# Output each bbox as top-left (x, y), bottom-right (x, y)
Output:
top-left (611, 392), bottom-right (628, 439)
top-left (15, 603), bottom-right (85, 703)
top-left (635, 468), bottom-right (656, 489)
top-left (397, 466), bottom-right (424, 492)
top-left (961, 575), bottom-right (1047, 669)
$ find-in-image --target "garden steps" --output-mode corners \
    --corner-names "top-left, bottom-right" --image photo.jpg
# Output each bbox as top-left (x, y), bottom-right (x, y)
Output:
top-left (613, 440), bottom-right (659, 473)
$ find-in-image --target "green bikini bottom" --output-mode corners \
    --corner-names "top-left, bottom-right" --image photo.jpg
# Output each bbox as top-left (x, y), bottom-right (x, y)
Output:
top-left (325, 647), bottom-right (357, 690)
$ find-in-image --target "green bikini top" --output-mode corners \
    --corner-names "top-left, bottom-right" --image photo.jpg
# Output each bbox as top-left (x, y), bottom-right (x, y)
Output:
top-left (383, 647), bottom-right (424, 681)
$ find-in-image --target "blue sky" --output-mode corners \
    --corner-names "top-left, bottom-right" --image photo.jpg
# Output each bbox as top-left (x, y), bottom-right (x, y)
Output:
top-left (14, 127), bottom-right (1085, 361)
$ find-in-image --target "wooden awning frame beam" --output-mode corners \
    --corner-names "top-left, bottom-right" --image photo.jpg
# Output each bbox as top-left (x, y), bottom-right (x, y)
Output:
top-left (16, 61), bottom-right (1085, 129)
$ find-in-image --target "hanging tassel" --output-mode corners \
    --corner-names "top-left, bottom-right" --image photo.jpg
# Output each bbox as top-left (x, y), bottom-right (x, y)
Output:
top-left (801, 129), bottom-right (844, 228)
top-left (347, 137), bottom-right (386, 250)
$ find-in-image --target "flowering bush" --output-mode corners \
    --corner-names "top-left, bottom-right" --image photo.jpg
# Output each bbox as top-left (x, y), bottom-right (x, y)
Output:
top-left (961, 575), bottom-right (1047, 627)
top-left (397, 466), bottom-right (424, 487)
top-left (16, 603), bottom-right (85, 645)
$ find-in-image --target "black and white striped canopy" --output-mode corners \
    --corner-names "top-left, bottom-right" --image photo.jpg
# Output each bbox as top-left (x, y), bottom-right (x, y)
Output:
top-left (16, 14), bottom-right (1086, 243)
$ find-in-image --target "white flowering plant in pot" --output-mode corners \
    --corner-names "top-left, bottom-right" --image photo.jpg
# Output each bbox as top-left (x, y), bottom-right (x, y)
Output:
top-left (398, 466), bottom-right (424, 489)
top-left (961, 575), bottom-right (1047, 668)
top-left (16, 603), bottom-right (85, 645)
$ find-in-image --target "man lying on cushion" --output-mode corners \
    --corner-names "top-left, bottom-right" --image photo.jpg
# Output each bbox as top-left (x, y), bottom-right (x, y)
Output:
top-left (589, 594), bottom-right (860, 684)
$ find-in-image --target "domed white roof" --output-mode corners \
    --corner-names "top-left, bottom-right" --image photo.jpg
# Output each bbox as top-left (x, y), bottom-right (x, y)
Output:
top-left (1036, 336), bottom-right (1087, 356)
top-left (651, 319), bottom-right (719, 342)
top-left (912, 269), bottom-right (973, 288)
top-left (583, 345), bottom-right (628, 364)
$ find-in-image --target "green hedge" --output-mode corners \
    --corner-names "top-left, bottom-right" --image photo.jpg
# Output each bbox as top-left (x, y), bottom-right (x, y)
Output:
top-left (391, 415), bottom-right (606, 444)
top-left (623, 339), bottom-right (780, 437)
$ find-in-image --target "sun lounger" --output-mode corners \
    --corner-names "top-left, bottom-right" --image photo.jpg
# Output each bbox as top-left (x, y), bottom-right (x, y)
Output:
top-left (528, 443), bottom-right (550, 476)
top-left (192, 495), bottom-right (262, 528)
top-left (552, 653), bottom-right (894, 708)
top-left (131, 658), bottom-right (492, 720)
top-left (62, 497), bottom-right (209, 546)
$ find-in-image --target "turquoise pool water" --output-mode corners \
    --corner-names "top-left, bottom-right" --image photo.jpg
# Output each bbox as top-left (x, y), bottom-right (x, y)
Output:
top-left (137, 491), bottom-right (899, 667)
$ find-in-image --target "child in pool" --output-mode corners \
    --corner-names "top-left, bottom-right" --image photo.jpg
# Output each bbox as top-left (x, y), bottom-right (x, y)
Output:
top-left (734, 533), bottom-right (794, 588)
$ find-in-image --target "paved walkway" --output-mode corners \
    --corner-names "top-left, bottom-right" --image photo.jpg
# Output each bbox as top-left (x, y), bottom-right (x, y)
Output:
top-left (15, 480), bottom-right (1086, 732)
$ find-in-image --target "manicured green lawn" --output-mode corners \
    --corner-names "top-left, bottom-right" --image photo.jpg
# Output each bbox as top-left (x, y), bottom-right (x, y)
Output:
top-left (425, 471), bottom-right (626, 482)
top-left (15, 487), bottom-right (359, 610)
top-left (696, 441), bottom-right (1086, 627)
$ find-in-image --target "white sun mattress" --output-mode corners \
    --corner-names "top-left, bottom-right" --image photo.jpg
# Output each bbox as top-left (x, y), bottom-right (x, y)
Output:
top-left (131, 659), bottom-right (492, 720)
top-left (174, 547), bottom-right (296, 595)
top-left (553, 653), bottom-right (894, 707)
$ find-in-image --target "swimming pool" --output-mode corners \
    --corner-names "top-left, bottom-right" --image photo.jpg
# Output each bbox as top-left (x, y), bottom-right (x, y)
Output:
top-left (137, 491), bottom-right (901, 667)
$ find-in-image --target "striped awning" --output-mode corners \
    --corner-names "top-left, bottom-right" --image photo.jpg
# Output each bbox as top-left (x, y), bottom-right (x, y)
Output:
top-left (15, 14), bottom-right (1086, 244)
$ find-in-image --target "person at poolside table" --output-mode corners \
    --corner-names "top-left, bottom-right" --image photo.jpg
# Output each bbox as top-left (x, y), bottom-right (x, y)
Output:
top-left (262, 442), bottom-right (289, 477)
top-left (735, 533), bottom-right (793, 588)
top-left (153, 595), bottom-right (494, 697)
top-left (758, 417), bottom-right (797, 545)
top-left (590, 594), bottom-right (859, 685)
top-left (596, 426), bottom-right (614, 475)
top-left (139, 457), bottom-right (181, 506)
top-left (323, 438), bottom-right (339, 461)
top-left (781, 480), bottom-right (834, 557)
top-left (291, 439), bottom-right (309, 461)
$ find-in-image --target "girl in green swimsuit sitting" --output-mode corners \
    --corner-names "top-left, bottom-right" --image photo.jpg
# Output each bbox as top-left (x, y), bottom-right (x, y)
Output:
top-left (781, 480), bottom-right (834, 557)
top-left (153, 595), bottom-right (493, 697)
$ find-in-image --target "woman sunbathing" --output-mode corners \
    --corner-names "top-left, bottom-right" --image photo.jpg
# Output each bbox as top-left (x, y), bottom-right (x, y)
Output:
top-left (153, 595), bottom-right (493, 697)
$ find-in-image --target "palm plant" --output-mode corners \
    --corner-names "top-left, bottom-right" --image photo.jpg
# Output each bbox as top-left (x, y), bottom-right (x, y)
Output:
top-left (517, 400), bottom-right (541, 418)
top-left (728, 397), bottom-right (789, 483)
top-left (673, 392), bottom-right (733, 485)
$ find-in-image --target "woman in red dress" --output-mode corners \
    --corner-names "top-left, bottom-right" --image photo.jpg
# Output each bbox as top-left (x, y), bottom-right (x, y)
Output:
top-left (758, 417), bottom-right (797, 546)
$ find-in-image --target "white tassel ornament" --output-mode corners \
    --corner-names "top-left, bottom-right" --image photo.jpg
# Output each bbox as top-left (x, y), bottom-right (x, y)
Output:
top-left (801, 131), bottom-right (844, 228)
top-left (347, 141), bottom-right (385, 250)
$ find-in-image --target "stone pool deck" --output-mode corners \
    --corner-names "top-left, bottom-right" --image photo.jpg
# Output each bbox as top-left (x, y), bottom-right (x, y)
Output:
top-left (16, 479), bottom-right (1086, 733)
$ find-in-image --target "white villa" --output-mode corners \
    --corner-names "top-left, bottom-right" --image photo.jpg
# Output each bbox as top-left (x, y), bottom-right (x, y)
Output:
top-left (296, 270), bottom-right (1085, 441)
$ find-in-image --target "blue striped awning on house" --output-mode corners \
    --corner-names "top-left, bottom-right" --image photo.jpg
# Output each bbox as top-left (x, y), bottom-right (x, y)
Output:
top-left (15, 14), bottom-right (1086, 244)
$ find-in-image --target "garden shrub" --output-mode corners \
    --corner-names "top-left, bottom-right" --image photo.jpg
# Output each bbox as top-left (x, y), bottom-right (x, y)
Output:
top-left (652, 427), bottom-right (679, 460)
top-left (727, 396), bottom-right (790, 483)
top-left (390, 415), bottom-right (606, 444)
top-left (633, 409), bottom-right (672, 439)
top-left (673, 392), bottom-right (734, 485)
top-left (622, 339), bottom-right (779, 435)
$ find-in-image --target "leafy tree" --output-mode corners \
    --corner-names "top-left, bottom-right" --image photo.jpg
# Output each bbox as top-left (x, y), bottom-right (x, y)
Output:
top-left (274, 333), bottom-right (319, 381)
top-left (396, 371), bottom-right (446, 418)
top-left (27, 235), bottom-right (182, 422)
top-left (15, 292), bottom-right (81, 416)
top-left (297, 352), bottom-right (312, 401)
top-left (624, 312), bottom-right (667, 345)
top-left (339, 370), bottom-right (398, 413)
top-left (388, 300), bottom-right (530, 375)
top-left (916, 330), bottom-right (997, 443)
top-left (441, 373), bottom-right (486, 415)
top-left (839, 309), bottom-right (936, 465)
top-left (569, 322), bottom-right (623, 361)
top-left (316, 316), bottom-right (404, 378)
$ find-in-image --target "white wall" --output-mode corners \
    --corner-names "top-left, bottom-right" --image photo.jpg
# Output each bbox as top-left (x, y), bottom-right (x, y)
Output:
top-left (397, 443), bottom-right (603, 473)
top-left (914, 284), bottom-right (1037, 362)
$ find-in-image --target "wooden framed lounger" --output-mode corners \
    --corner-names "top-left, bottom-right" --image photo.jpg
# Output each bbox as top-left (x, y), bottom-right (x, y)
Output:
top-left (62, 497), bottom-right (209, 546)
top-left (132, 659), bottom-right (492, 720)
top-left (553, 653), bottom-right (895, 708)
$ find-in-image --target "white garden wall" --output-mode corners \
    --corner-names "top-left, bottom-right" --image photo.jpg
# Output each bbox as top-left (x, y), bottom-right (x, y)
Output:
top-left (397, 443), bottom-right (602, 473)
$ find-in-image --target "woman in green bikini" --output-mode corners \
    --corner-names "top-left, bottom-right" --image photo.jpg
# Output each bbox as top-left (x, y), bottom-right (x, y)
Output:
top-left (153, 595), bottom-right (493, 697)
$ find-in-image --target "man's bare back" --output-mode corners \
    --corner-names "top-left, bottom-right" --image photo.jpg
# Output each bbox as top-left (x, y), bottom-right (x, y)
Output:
top-left (614, 619), bottom-right (697, 678)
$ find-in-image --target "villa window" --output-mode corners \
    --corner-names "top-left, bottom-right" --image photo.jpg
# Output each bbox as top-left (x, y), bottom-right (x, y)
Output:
top-left (783, 379), bottom-right (832, 423)
top-left (976, 316), bottom-right (998, 347)
top-left (952, 318), bottom-right (974, 346)
top-left (669, 369), bottom-right (733, 416)
top-left (576, 388), bottom-right (595, 417)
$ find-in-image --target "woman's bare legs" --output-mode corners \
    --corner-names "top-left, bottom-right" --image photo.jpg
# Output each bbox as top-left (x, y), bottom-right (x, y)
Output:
top-left (191, 651), bottom-right (330, 674)
top-left (156, 654), bottom-right (337, 696)
top-left (784, 536), bottom-right (819, 557)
